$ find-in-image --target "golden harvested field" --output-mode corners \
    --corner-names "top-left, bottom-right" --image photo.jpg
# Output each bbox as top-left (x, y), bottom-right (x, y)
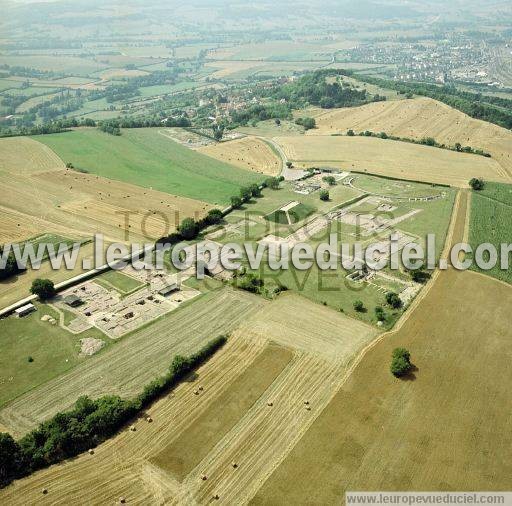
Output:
top-left (0, 293), bottom-right (378, 504)
top-left (0, 136), bottom-right (212, 309)
top-left (252, 192), bottom-right (512, 503)
top-left (0, 136), bottom-right (211, 244)
top-left (252, 268), bottom-right (512, 504)
top-left (0, 136), bottom-right (65, 175)
top-left (311, 97), bottom-right (512, 181)
top-left (0, 288), bottom-right (265, 437)
top-left (151, 343), bottom-right (294, 480)
top-left (196, 136), bottom-right (281, 176)
top-left (274, 135), bottom-right (507, 187)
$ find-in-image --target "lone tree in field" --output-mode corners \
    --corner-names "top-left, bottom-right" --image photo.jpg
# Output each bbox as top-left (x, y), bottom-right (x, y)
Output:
top-left (30, 278), bottom-right (56, 300)
top-left (390, 347), bottom-right (413, 377)
top-left (319, 189), bottom-right (330, 201)
top-left (386, 291), bottom-right (402, 309)
top-left (286, 161), bottom-right (293, 169)
top-left (469, 178), bottom-right (485, 191)
top-left (353, 300), bottom-right (365, 312)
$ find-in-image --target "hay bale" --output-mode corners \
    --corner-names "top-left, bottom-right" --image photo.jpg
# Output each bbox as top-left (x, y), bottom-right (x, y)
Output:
top-left (305, 406), bottom-right (311, 411)
top-left (129, 425), bottom-right (136, 432)
top-left (42, 488), bottom-right (48, 495)
top-left (267, 401), bottom-right (273, 407)
top-left (232, 462), bottom-right (238, 469)
top-left (194, 390), bottom-right (199, 395)
top-left (213, 494), bottom-right (220, 500)
top-left (146, 416), bottom-right (153, 423)
top-left (199, 386), bottom-right (204, 391)
top-left (88, 449), bottom-right (94, 455)
top-left (303, 400), bottom-right (309, 405)
top-left (119, 497), bottom-right (126, 504)
top-left (201, 474), bottom-right (207, 481)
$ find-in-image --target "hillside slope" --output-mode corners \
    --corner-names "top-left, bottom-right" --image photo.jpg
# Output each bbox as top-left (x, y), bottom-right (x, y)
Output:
top-left (311, 97), bottom-right (512, 181)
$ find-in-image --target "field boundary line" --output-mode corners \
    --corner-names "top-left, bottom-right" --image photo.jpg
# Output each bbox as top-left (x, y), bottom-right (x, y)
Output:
top-left (466, 268), bottom-right (512, 290)
top-left (463, 190), bottom-right (471, 245)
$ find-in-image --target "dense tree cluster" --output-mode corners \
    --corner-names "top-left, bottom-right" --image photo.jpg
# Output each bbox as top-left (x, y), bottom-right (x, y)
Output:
top-left (264, 69), bottom-right (373, 109)
top-left (30, 279), bottom-right (56, 300)
top-left (386, 291), bottom-right (403, 309)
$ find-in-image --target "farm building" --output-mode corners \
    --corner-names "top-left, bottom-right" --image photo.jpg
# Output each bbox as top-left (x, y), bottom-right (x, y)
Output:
top-left (64, 294), bottom-right (82, 307)
top-left (158, 283), bottom-right (179, 297)
top-left (15, 303), bottom-right (36, 318)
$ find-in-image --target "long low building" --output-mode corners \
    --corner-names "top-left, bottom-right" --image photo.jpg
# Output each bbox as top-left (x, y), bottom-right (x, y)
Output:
top-left (14, 303), bottom-right (36, 318)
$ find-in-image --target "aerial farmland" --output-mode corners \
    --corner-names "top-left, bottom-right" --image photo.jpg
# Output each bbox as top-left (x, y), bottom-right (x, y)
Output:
top-left (0, 1), bottom-right (511, 504)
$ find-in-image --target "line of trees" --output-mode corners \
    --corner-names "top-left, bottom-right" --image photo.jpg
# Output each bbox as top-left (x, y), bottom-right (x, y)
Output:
top-left (0, 247), bottom-right (24, 280)
top-left (0, 335), bottom-right (227, 488)
top-left (349, 129), bottom-right (491, 157)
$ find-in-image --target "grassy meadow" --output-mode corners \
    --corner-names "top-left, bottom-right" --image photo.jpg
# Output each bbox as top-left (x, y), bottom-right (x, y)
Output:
top-left (469, 182), bottom-right (512, 284)
top-left (0, 303), bottom-right (107, 408)
top-left (35, 128), bottom-right (263, 205)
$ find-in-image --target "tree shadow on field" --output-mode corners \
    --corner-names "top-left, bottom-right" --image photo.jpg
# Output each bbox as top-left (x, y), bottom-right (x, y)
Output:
top-left (182, 371), bottom-right (199, 383)
top-left (400, 363), bottom-right (418, 382)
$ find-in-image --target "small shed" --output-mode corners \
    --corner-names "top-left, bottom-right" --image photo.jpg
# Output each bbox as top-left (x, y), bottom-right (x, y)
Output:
top-left (158, 283), bottom-right (179, 297)
top-left (15, 303), bottom-right (36, 318)
top-left (64, 294), bottom-right (82, 307)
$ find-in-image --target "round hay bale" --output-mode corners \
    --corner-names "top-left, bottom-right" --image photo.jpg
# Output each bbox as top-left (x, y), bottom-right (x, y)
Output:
top-left (194, 390), bottom-right (199, 395)
top-left (42, 488), bottom-right (48, 495)
top-left (305, 406), bottom-right (311, 411)
top-left (232, 462), bottom-right (238, 469)
top-left (267, 401), bottom-right (273, 407)
top-left (198, 386), bottom-right (204, 391)
top-left (146, 417), bottom-right (153, 423)
top-left (303, 400), bottom-right (309, 405)
top-left (88, 449), bottom-right (94, 455)
top-left (130, 425), bottom-right (136, 432)
top-left (119, 497), bottom-right (126, 504)
top-left (201, 474), bottom-right (207, 481)
top-left (213, 494), bottom-right (220, 500)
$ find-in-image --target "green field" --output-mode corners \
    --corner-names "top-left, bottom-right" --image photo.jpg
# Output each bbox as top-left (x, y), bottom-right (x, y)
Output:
top-left (137, 81), bottom-right (204, 98)
top-left (351, 173), bottom-right (445, 199)
top-left (34, 128), bottom-right (263, 205)
top-left (94, 270), bottom-right (145, 294)
top-left (469, 182), bottom-right (512, 284)
top-left (0, 303), bottom-right (107, 408)
top-left (265, 202), bottom-right (314, 225)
